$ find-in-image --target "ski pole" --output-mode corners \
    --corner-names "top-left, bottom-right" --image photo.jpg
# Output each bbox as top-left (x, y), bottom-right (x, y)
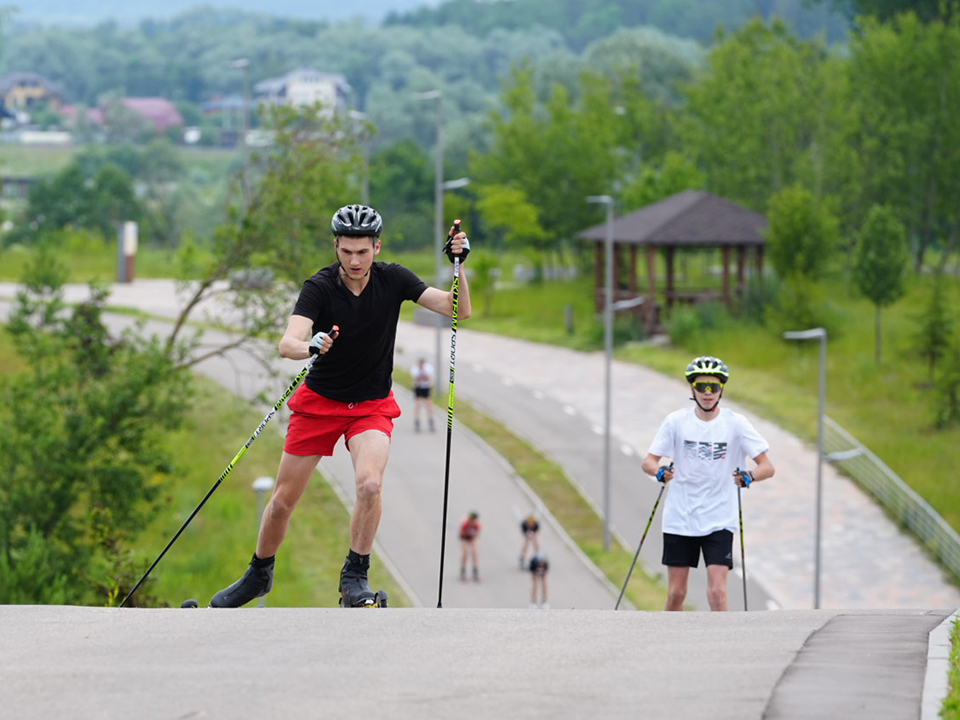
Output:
top-left (119, 328), bottom-right (337, 608)
top-left (736, 467), bottom-right (748, 611)
top-left (436, 220), bottom-right (462, 609)
top-left (615, 464), bottom-right (669, 610)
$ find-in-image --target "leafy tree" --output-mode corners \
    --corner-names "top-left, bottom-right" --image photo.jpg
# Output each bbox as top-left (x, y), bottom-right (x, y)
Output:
top-left (581, 26), bottom-right (704, 105)
top-left (853, 204), bottom-right (910, 364)
top-left (470, 65), bottom-right (638, 262)
top-left (6, 161), bottom-right (143, 247)
top-left (935, 338), bottom-right (960, 428)
top-left (765, 184), bottom-right (839, 281)
top-left (913, 271), bottom-right (953, 381)
top-left (813, 0), bottom-right (957, 23)
top-left (368, 139), bottom-right (433, 251)
top-left (847, 13), bottom-right (960, 269)
top-left (168, 102), bottom-right (360, 365)
top-left (620, 150), bottom-right (705, 212)
top-left (0, 248), bottom-right (189, 605)
top-left (679, 18), bottom-right (856, 214)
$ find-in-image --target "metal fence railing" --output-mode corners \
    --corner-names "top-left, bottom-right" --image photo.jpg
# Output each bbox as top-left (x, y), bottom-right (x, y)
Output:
top-left (824, 416), bottom-right (960, 581)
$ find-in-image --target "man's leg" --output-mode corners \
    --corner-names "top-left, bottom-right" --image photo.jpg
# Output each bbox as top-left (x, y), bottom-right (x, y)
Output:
top-left (256, 451), bottom-right (322, 557)
top-left (665, 566), bottom-right (690, 611)
top-left (706, 564), bottom-right (729, 611)
top-left (346, 429), bottom-right (391, 554)
top-left (211, 451), bottom-right (320, 608)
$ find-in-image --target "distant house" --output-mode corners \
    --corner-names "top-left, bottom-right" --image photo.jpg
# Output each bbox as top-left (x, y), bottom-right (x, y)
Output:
top-left (0, 72), bottom-right (64, 117)
top-left (60, 97), bottom-right (184, 134)
top-left (254, 68), bottom-right (351, 114)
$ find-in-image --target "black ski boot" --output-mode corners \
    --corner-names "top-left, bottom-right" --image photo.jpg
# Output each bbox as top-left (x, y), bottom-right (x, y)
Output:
top-left (339, 552), bottom-right (376, 607)
top-left (210, 554), bottom-right (274, 608)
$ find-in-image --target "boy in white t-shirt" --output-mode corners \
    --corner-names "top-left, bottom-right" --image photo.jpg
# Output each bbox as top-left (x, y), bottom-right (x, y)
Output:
top-left (641, 356), bottom-right (775, 611)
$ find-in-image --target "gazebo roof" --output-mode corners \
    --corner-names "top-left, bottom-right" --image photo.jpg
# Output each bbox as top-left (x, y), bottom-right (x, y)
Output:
top-left (578, 190), bottom-right (767, 247)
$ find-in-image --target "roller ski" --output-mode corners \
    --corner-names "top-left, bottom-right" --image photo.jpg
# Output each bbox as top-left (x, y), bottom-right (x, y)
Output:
top-left (338, 552), bottom-right (388, 608)
top-left (203, 554), bottom-right (274, 608)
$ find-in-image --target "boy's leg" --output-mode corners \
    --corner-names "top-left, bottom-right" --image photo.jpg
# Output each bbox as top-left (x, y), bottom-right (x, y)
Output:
top-left (706, 565), bottom-right (729, 611)
top-left (665, 566), bottom-right (690, 611)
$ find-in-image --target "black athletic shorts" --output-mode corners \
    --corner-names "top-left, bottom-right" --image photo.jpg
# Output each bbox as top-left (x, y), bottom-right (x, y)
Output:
top-left (662, 530), bottom-right (733, 569)
top-left (414, 386), bottom-right (431, 399)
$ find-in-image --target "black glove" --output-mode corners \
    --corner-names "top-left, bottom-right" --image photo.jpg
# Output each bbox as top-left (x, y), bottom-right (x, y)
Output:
top-left (443, 221), bottom-right (470, 264)
top-left (735, 468), bottom-right (753, 488)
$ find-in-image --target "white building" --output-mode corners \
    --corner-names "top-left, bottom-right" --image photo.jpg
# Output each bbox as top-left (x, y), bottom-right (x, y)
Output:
top-left (253, 68), bottom-right (351, 115)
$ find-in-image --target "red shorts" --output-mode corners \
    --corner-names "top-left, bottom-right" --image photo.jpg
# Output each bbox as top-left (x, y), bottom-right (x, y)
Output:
top-left (284, 384), bottom-right (402, 457)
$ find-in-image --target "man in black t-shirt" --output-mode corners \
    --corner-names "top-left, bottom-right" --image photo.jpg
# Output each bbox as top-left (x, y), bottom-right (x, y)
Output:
top-left (211, 203), bottom-right (472, 608)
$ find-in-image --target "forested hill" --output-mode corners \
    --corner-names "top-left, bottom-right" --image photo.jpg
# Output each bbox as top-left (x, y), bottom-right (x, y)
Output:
top-left (16, 0), bottom-right (848, 44)
top-left (13, 0), bottom-right (443, 28)
top-left (386, 0), bottom-right (850, 46)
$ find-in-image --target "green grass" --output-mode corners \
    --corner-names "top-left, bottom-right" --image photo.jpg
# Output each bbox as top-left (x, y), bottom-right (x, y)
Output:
top-left (0, 144), bottom-right (240, 181)
top-left (0, 243), bottom-right (187, 284)
top-left (945, 618), bottom-right (960, 720)
top-left (0, 144), bottom-right (75, 177)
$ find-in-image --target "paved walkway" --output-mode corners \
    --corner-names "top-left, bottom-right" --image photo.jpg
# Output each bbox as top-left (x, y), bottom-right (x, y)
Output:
top-left (0, 605), bottom-right (953, 720)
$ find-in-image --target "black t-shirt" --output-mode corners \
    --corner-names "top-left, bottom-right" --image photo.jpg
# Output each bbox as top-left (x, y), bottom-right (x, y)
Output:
top-left (293, 261), bottom-right (428, 402)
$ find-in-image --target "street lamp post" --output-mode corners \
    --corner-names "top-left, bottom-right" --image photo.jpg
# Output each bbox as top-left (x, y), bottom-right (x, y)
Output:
top-left (349, 110), bottom-right (371, 205)
top-left (415, 90), bottom-right (446, 379)
top-left (587, 194), bottom-right (615, 551)
top-left (783, 327), bottom-right (827, 609)
top-left (251, 476), bottom-right (275, 608)
top-left (229, 58), bottom-right (251, 159)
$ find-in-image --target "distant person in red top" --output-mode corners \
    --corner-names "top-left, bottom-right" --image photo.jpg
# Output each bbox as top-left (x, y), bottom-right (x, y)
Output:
top-left (459, 511), bottom-right (481, 582)
top-left (519, 513), bottom-right (540, 569)
top-left (529, 553), bottom-right (549, 609)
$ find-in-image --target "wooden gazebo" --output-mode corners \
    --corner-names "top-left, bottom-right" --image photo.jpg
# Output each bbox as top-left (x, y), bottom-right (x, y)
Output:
top-left (577, 190), bottom-right (767, 332)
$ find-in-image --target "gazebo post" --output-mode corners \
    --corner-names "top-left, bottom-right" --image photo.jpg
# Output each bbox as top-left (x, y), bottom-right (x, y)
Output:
top-left (721, 245), bottom-right (731, 306)
top-left (645, 244), bottom-right (657, 329)
top-left (736, 245), bottom-right (746, 295)
top-left (665, 246), bottom-right (676, 313)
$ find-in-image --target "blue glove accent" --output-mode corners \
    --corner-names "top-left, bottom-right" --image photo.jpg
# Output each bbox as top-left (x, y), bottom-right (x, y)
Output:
top-left (656, 463), bottom-right (673, 483)
top-left (736, 468), bottom-right (753, 488)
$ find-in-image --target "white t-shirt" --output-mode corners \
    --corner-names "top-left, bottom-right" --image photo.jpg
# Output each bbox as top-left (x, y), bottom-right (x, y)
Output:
top-left (647, 406), bottom-right (769, 536)
top-left (411, 361), bottom-right (434, 389)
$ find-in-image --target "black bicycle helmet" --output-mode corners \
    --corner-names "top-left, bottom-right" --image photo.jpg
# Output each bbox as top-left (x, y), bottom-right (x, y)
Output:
top-left (331, 204), bottom-right (383, 238)
top-left (684, 356), bottom-right (730, 384)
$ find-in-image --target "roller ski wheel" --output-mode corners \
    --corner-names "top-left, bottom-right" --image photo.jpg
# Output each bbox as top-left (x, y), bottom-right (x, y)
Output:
top-left (181, 599), bottom-right (199, 609)
top-left (338, 590), bottom-right (388, 608)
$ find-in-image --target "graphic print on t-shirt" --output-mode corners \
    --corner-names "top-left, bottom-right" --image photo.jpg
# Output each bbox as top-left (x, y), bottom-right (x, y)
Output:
top-left (683, 440), bottom-right (728, 461)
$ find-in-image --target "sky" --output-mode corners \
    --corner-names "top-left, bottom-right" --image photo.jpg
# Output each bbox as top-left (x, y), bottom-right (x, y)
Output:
top-left (13, 0), bottom-right (446, 27)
